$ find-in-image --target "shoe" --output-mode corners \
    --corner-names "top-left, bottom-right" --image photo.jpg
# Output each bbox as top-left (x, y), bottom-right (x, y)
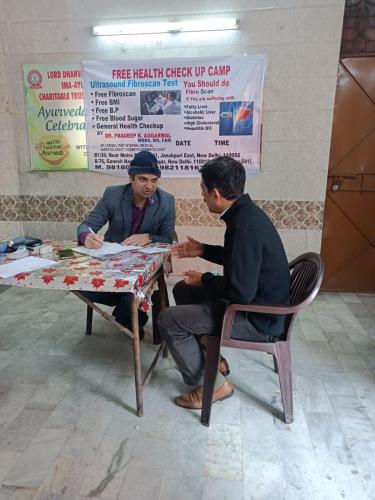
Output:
top-left (219, 355), bottom-right (230, 376)
top-left (175, 379), bottom-right (234, 410)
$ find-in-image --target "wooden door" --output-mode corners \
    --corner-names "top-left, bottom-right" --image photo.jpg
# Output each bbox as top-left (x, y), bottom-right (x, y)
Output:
top-left (321, 57), bottom-right (375, 292)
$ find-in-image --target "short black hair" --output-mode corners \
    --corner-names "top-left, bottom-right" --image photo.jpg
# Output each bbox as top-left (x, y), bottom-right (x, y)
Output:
top-left (199, 156), bottom-right (246, 200)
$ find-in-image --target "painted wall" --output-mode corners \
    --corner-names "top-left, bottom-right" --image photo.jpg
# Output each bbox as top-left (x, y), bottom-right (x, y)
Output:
top-left (0, 0), bottom-right (345, 271)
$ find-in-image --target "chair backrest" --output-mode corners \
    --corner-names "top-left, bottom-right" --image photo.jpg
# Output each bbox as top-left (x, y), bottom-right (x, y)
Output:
top-left (289, 252), bottom-right (324, 308)
top-left (283, 252), bottom-right (324, 339)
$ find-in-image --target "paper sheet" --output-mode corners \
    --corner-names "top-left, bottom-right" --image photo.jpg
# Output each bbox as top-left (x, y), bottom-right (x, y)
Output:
top-left (0, 256), bottom-right (59, 278)
top-left (137, 246), bottom-right (171, 255)
top-left (72, 242), bottom-right (139, 258)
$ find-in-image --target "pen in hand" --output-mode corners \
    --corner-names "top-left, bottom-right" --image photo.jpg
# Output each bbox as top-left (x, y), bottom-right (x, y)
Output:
top-left (86, 227), bottom-right (104, 249)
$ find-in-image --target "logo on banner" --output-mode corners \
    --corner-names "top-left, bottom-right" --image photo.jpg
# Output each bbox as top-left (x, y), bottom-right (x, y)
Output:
top-left (27, 69), bottom-right (43, 89)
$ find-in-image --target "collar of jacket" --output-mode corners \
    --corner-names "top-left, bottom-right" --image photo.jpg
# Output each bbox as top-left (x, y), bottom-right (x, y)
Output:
top-left (220, 194), bottom-right (252, 223)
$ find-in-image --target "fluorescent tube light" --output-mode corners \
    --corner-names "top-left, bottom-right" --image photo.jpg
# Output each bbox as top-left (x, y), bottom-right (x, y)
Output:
top-left (91, 19), bottom-right (239, 36)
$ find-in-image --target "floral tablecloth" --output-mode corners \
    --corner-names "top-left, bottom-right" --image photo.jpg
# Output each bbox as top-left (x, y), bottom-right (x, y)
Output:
top-left (0, 241), bottom-right (172, 312)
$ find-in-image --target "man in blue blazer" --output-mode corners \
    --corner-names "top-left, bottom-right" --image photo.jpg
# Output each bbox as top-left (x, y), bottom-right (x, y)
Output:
top-left (77, 150), bottom-right (175, 336)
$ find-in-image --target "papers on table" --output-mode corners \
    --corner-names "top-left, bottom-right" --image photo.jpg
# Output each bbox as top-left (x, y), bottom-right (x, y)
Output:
top-left (0, 256), bottom-right (59, 278)
top-left (72, 242), bottom-right (171, 258)
top-left (72, 242), bottom-right (139, 258)
top-left (137, 246), bottom-right (171, 254)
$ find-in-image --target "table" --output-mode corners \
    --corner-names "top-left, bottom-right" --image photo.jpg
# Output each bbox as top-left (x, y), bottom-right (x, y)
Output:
top-left (0, 241), bottom-right (172, 416)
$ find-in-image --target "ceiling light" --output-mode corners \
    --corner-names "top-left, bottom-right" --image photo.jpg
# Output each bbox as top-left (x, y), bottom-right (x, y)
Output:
top-left (91, 19), bottom-right (239, 36)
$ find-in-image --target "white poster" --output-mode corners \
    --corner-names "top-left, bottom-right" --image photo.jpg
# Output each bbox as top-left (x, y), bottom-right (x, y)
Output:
top-left (82, 55), bottom-right (266, 177)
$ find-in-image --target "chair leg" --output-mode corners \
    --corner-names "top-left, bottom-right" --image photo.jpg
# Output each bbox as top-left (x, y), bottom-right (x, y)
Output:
top-left (162, 343), bottom-right (168, 358)
top-left (85, 305), bottom-right (93, 335)
top-left (200, 335), bottom-right (221, 427)
top-left (273, 355), bottom-right (278, 373)
top-left (275, 342), bottom-right (293, 424)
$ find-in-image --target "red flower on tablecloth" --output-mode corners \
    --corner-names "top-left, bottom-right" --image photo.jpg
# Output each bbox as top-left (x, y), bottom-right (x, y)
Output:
top-left (151, 261), bottom-right (156, 272)
top-left (89, 271), bottom-right (102, 276)
top-left (140, 299), bottom-right (149, 312)
top-left (42, 268), bottom-right (57, 273)
top-left (109, 257), bottom-right (122, 262)
top-left (42, 275), bottom-right (55, 284)
top-left (88, 261), bottom-right (101, 267)
top-left (121, 269), bottom-right (131, 274)
top-left (114, 279), bottom-right (129, 288)
top-left (74, 266), bottom-right (88, 271)
top-left (137, 275), bottom-right (145, 287)
top-left (139, 255), bottom-right (149, 261)
top-left (91, 278), bottom-right (105, 289)
top-left (63, 275), bottom-right (79, 285)
top-left (112, 263), bottom-right (123, 268)
top-left (15, 272), bottom-right (30, 280)
top-left (133, 264), bottom-right (145, 269)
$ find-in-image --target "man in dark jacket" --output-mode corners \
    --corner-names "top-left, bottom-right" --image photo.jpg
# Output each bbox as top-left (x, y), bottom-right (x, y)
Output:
top-left (77, 150), bottom-right (175, 335)
top-left (158, 155), bottom-right (290, 409)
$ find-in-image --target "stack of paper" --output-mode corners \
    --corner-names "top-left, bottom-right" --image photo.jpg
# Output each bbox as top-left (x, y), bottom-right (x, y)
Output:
top-left (0, 256), bottom-right (59, 279)
top-left (72, 242), bottom-right (139, 258)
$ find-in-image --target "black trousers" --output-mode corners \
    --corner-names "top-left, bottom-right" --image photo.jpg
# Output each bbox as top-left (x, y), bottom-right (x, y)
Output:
top-left (157, 281), bottom-right (266, 386)
top-left (81, 291), bottom-right (148, 330)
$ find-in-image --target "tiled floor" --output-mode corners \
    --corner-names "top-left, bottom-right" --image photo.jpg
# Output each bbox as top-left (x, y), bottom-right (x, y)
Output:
top-left (0, 283), bottom-right (374, 500)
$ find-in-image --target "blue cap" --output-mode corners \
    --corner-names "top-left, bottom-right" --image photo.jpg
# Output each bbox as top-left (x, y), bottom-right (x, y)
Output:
top-left (128, 150), bottom-right (161, 177)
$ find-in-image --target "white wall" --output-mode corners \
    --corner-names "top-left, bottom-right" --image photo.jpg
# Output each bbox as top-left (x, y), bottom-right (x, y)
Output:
top-left (0, 0), bottom-right (345, 268)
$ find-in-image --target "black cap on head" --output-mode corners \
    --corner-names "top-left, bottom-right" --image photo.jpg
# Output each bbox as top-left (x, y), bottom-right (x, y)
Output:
top-left (128, 150), bottom-right (161, 177)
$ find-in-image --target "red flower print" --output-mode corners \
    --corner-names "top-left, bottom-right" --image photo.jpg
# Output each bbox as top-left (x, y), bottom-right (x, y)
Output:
top-left (42, 275), bottom-right (55, 284)
top-left (140, 300), bottom-right (149, 312)
top-left (121, 269), bottom-right (131, 274)
top-left (42, 268), bottom-right (56, 273)
top-left (88, 261), bottom-right (101, 267)
top-left (110, 257), bottom-right (122, 262)
top-left (137, 275), bottom-right (145, 287)
top-left (91, 278), bottom-right (105, 289)
top-left (139, 255), bottom-right (148, 261)
top-left (89, 271), bottom-right (102, 276)
top-left (114, 279), bottom-right (129, 289)
top-left (133, 264), bottom-right (145, 269)
top-left (63, 275), bottom-right (79, 285)
top-left (112, 263), bottom-right (123, 268)
top-left (15, 272), bottom-right (30, 280)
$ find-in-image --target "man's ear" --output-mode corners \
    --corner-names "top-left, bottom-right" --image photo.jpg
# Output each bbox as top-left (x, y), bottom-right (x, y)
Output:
top-left (212, 187), bottom-right (221, 201)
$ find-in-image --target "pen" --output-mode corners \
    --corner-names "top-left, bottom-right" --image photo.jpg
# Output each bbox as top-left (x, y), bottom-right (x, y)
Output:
top-left (88, 227), bottom-right (95, 234)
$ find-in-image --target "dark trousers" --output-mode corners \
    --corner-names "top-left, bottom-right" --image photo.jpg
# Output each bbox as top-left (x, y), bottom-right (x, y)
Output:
top-left (157, 281), bottom-right (265, 386)
top-left (81, 291), bottom-right (148, 330)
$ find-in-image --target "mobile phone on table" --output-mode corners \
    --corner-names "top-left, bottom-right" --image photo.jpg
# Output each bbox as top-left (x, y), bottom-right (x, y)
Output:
top-left (58, 248), bottom-right (75, 260)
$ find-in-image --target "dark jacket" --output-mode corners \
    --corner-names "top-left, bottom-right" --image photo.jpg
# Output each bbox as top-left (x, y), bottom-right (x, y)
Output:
top-left (201, 194), bottom-right (290, 336)
top-left (77, 184), bottom-right (175, 244)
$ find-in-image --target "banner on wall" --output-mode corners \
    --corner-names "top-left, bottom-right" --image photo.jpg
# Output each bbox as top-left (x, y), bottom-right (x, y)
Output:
top-left (23, 64), bottom-right (88, 171)
top-left (82, 55), bottom-right (266, 177)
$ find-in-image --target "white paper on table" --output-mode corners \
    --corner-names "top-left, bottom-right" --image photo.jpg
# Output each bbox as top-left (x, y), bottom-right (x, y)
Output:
top-left (0, 256), bottom-right (59, 278)
top-left (137, 246), bottom-right (171, 255)
top-left (72, 242), bottom-right (139, 258)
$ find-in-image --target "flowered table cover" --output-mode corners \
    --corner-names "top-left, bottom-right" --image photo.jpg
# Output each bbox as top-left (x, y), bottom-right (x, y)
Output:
top-left (0, 241), bottom-right (172, 312)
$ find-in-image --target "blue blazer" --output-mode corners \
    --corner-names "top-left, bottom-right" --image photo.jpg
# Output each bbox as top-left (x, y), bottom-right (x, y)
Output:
top-left (77, 184), bottom-right (175, 244)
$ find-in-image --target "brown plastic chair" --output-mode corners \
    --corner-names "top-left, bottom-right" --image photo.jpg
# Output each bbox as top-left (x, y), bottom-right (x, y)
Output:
top-left (200, 252), bottom-right (324, 427)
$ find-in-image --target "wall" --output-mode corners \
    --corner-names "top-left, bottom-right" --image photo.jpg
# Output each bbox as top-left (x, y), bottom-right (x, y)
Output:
top-left (0, 1), bottom-right (22, 239)
top-left (0, 0), bottom-right (345, 271)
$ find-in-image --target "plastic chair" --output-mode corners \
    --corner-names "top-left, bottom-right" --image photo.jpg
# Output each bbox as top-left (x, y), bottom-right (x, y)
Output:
top-left (200, 252), bottom-right (324, 427)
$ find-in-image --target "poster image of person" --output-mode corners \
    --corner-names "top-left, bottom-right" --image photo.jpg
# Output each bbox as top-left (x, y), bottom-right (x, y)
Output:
top-left (140, 91), bottom-right (181, 115)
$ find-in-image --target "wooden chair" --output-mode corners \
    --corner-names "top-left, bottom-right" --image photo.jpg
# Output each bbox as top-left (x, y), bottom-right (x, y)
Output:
top-left (200, 252), bottom-right (324, 427)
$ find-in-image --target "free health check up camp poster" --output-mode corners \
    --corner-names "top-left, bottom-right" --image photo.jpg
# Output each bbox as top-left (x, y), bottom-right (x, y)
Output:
top-left (82, 55), bottom-right (266, 178)
top-left (23, 64), bottom-right (88, 171)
